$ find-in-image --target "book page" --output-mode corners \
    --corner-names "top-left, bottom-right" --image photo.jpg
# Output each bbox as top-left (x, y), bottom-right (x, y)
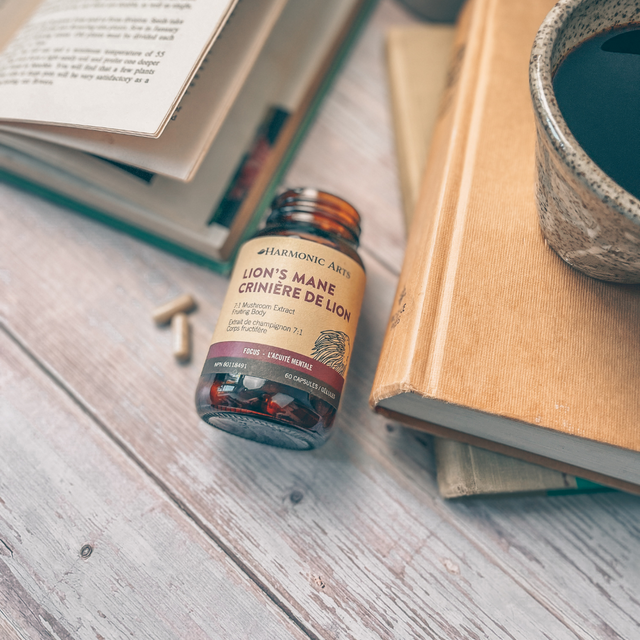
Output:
top-left (0, 0), bottom-right (288, 181)
top-left (0, 0), bottom-right (367, 266)
top-left (0, 0), bottom-right (359, 209)
top-left (0, 0), bottom-right (355, 181)
top-left (0, 0), bottom-right (237, 135)
top-left (0, 0), bottom-right (42, 51)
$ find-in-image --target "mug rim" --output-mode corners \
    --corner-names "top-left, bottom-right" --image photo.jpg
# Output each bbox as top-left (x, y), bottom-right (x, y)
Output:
top-left (529, 0), bottom-right (640, 227)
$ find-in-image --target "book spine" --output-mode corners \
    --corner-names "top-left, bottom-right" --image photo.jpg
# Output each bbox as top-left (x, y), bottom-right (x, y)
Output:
top-left (385, 27), bottom-right (420, 226)
top-left (385, 24), bottom-right (456, 227)
top-left (434, 438), bottom-right (574, 498)
top-left (434, 438), bottom-right (616, 498)
top-left (371, 0), bottom-right (490, 405)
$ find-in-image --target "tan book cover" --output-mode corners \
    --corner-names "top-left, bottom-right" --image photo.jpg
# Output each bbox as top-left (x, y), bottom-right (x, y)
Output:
top-left (371, 0), bottom-right (640, 494)
top-left (385, 20), bottom-right (609, 498)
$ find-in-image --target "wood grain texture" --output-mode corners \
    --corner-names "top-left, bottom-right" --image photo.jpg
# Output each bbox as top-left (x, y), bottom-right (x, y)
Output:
top-left (2, 178), bottom-right (640, 639)
top-left (379, 428), bottom-right (640, 639)
top-left (0, 333), bottom-right (308, 640)
top-left (0, 613), bottom-right (24, 640)
top-left (0, 1), bottom-right (639, 639)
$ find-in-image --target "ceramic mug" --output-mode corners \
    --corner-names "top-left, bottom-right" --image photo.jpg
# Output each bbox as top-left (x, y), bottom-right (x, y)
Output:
top-left (530, 0), bottom-right (640, 283)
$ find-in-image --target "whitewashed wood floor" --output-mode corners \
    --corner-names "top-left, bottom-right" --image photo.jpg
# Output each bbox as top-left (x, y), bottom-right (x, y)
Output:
top-left (1, 2), bottom-right (639, 639)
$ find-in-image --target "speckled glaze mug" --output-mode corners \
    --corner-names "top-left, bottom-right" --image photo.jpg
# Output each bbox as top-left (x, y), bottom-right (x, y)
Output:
top-left (530, 0), bottom-right (640, 283)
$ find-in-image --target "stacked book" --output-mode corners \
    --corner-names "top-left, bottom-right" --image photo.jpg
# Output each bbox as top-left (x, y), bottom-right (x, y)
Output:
top-left (0, 0), bottom-right (375, 271)
top-left (376, 0), bottom-right (639, 496)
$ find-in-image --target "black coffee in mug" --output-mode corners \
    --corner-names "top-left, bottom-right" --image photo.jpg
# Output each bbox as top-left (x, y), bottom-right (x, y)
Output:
top-left (553, 26), bottom-right (640, 200)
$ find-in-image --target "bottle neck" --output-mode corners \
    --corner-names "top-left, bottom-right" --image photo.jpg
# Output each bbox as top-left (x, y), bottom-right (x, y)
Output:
top-left (266, 188), bottom-right (361, 248)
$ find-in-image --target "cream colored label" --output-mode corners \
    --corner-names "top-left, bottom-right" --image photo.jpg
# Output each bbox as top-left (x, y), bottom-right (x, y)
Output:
top-left (203, 236), bottom-right (366, 407)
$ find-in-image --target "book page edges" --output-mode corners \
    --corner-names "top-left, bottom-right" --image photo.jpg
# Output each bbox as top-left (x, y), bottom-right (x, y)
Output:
top-left (220, 0), bottom-right (375, 261)
top-left (433, 438), bottom-right (579, 498)
top-left (376, 406), bottom-right (640, 495)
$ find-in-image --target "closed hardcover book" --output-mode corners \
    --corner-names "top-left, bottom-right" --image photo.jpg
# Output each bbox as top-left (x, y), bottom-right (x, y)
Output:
top-left (386, 21), bottom-right (612, 498)
top-left (372, 0), bottom-right (640, 494)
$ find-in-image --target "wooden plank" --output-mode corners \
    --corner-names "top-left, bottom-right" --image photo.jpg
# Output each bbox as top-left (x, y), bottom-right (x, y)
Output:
top-left (1, 2), bottom-right (639, 638)
top-left (0, 614), bottom-right (23, 640)
top-left (368, 426), bottom-right (640, 640)
top-left (0, 183), bottom-right (632, 639)
top-left (0, 332), bottom-right (308, 640)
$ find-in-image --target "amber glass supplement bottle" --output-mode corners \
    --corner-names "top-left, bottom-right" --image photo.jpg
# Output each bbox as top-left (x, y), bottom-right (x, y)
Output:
top-left (195, 188), bottom-right (366, 450)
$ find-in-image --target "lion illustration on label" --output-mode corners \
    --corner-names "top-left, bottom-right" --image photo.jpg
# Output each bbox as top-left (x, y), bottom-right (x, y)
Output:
top-left (310, 330), bottom-right (351, 376)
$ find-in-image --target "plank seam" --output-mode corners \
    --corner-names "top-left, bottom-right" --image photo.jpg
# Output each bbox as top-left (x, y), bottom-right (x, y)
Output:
top-left (357, 429), bottom-right (599, 640)
top-left (0, 539), bottom-right (14, 557)
top-left (0, 319), bottom-right (323, 640)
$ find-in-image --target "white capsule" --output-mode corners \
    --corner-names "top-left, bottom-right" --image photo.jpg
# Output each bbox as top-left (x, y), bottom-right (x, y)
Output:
top-left (171, 312), bottom-right (190, 362)
top-left (152, 293), bottom-right (196, 325)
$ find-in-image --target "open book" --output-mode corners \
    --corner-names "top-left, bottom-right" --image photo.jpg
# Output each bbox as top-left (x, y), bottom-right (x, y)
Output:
top-left (0, 0), bottom-right (374, 270)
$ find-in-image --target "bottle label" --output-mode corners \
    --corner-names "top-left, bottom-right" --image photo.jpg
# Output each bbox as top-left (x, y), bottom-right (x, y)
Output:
top-left (202, 236), bottom-right (366, 409)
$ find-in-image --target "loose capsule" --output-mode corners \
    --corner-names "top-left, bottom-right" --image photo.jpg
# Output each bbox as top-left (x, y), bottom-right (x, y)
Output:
top-left (152, 294), bottom-right (196, 325)
top-left (171, 312), bottom-right (190, 361)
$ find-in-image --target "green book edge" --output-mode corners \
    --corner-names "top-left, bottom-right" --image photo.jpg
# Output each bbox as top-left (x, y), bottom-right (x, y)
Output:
top-left (547, 478), bottom-right (614, 497)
